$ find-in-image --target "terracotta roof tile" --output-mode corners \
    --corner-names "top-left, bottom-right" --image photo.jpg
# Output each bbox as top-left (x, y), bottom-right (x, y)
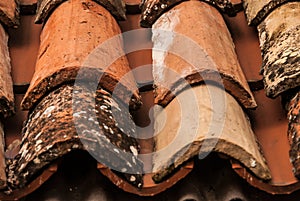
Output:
top-left (0, 122), bottom-right (6, 190)
top-left (0, 0), bottom-right (19, 27)
top-left (151, 84), bottom-right (270, 182)
top-left (151, 1), bottom-right (256, 108)
top-left (8, 84), bottom-right (143, 189)
top-left (35, 0), bottom-right (126, 24)
top-left (0, 25), bottom-right (14, 118)
top-left (92, 0), bottom-right (126, 20)
top-left (140, 0), bottom-right (243, 27)
top-left (35, 0), bottom-right (66, 24)
top-left (249, 1), bottom-right (300, 180)
top-left (257, 2), bottom-right (300, 98)
top-left (243, 0), bottom-right (298, 26)
top-left (1, 0), bottom-right (300, 200)
top-left (0, 23), bottom-right (16, 191)
top-left (22, 0), bottom-right (141, 111)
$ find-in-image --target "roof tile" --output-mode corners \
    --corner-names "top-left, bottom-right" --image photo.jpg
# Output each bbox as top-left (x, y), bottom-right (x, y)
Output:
top-left (288, 91), bottom-right (300, 178)
top-left (2, 0), bottom-right (300, 199)
top-left (243, 0), bottom-right (298, 26)
top-left (0, 0), bottom-right (19, 27)
top-left (152, 84), bottom-right (271, 182)
top-left (8, 84), bottom-right (143, 189)
top-left (35, 0), bottom-right (66, 24)
top-left (0, 24), bottom-right (15, 118)
top-left (151, 1), bottom-right (257, 109)
top-left (22, 0), bottom-right (141, 111)
top-left (257, 2), bottom-right (300, 98)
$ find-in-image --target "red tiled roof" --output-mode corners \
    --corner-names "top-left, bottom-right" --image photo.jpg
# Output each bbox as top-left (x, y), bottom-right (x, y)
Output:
top-left (0, 0), bottom-right (299, 200)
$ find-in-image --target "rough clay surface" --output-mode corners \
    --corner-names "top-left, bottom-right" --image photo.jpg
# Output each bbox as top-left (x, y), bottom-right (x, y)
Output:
top-left (0, 0), bottom-right (19, 27)
top-left (8, 84), bottom-right (143, 190)
top-left (35, 0), bottom-right (126, 24)
top-left (152, 1), bottom-right (256, 109)
top-left (0, 24), bottom-right (15, 118)
top-left (152, 85), bottom-right (271, 182)
top-left (243, 0), bottom-right (299, 26)
top-left (140, 0), bottom-right (239, 28)
top-left (258, 2), bottom-right (300, 98)
top-left (23, 0), bottom-right (140, 111)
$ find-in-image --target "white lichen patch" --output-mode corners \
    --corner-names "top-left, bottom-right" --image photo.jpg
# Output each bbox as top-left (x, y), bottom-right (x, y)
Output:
top-left (130, 175), bottom-right (136, 182)
top-left (73, 111), bottom-right (87, 118)
top-left (42, 106), bottom-right (56, 117)
top-left (130, 146), bottom-right (138, 156)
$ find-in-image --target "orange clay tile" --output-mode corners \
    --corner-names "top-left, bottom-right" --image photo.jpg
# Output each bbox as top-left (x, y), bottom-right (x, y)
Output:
top-left (22, 0), bottom-right (141, 111)
top-left (234, 89), bottom-right (299, 194)
top-left (8, 15), bottom-right (42, 86)
top-left (223, 11), bottom-right (263, 83)
top-left (3, 0), bottom-right (300, 199)
top-left (150, 1), bottom-right (257, 109)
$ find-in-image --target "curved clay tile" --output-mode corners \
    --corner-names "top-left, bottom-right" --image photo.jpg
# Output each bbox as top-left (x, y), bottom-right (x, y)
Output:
top-left (287, 91), bottom-right (300, 178)
top-left (0, 0), bottom-right (19, 27)
top-left (92, 0), bottom-right (126, 20)
top-left (8, 84), bottom-right (143, 189)
top-left (249, 2), bottom-right (300, 178)
top-left (35, 0), bottom-right (66, 24)
top-left (256, 2), bottom-right (300, 98)
top-left (0, 22), bottom-right (16, 189)
top-left (140, 0), bottom-right (242, 28)
top-left (11, 0), bottom-right (143, 192)
top-left (22, 0), bottom-right (141, 111)
top-left (148, 1), bottom-right (256, 109)
top-left (140, 0), bottom-right (185, 27)
top-left (0, 123), bottom-right (6, 190)
top-left (152, 84), bottom-right (271, 183)
top-left (35, 0), bottom-right (126, 24)
top-left (0, 25), bottom-right (14, 118)
top-left (243, 0), bottom-right (298, 26)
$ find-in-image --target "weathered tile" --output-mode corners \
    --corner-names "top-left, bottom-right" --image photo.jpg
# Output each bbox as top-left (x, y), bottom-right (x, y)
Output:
top-left (140, 0), bottom-right (186, 28)
top-left (0, 24), bottom-right (15, 118)
top-left (258, 2), bottom-right (300, 98)
top-left (140, 0), bottom-right (242, 28)
top-left (8, 84), bottom-right (143, 189)
top-left (35, 0), bottom-right (126, 24)
top-left (22, 0), bottom-right (141, 111)
top-left (243, 0), bottom-right (298, 26)
top-left (151, 1), bottom-right (256, 109)
top-left (152, 85), bottom-right (271, 182)
top-left (0, 122), bottom-right (6, 189)
top-left (92, 0), bottom-right (126, 20)
top-left (0, 0), bottom-right (19, 27)
top-left (287, 91), bottom-right (300, 178)
top-left (35, 0), bottom-right (66, 23)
